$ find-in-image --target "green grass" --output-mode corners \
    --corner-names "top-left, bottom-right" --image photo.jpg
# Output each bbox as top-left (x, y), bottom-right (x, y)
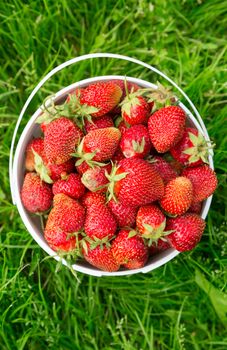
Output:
top-left (0, 0), bottom-right (227, 349)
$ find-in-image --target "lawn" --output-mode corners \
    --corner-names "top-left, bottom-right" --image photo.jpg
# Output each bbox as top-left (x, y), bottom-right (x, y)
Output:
top-left (0, 0), bottom-right (226, 349)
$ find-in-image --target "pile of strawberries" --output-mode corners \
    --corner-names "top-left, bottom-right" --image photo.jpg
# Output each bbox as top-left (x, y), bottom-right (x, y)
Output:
top-left (21, 79), bottom-right (217, 272)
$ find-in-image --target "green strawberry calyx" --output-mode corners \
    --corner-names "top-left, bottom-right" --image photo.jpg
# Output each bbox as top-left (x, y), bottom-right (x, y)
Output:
top-left (183, 132), bottom-right (215, 164)
top-left (121, 92), bottom-right (143, 116)
top-left (33, 149), bottom-right (53, 184)
top-left (132, 137), bottom-right (145, 153)
top-left (36, 93), bottom-right (99, 129)
top-left (105, 162), bottom-right (128, 202)
top-left (72, 138), bottom-right (106, 169)
top-left (122, 138), bottom-right (146, 158)
top-left (145, 82), bottom-right (176, 107)
top-left (141, 219), bottom-right (175, 246)
top-left (82, 235), bottom-right (115, 253)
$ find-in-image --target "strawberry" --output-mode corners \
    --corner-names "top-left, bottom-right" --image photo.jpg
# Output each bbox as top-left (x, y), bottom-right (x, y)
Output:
top-left (44, 195), bottom-right (84, 252)
top-left (81, 192), bottom-right (106, 208)
top-left (112, 229), bottom-right (148, 269)
top-left (76, 160), bottom-right (91, 175)
top-left (120, 124), bottom-right (151, 159)
top-left (45, 158), bottom-right (75, 181)
top-left (148, 105), bottom-right (186, 153)
top-left (136, 204), bottom-right (167, 242)
top-left (76, 127), bottom-right (121, 164)
top-left (150, 156), bottom-right (177, 185)
top-left (52, 173), bottom-right (86, 199)
top-left (182, 165), bottom-right (218, 203)
top-left (25, 138), bottom-right (45, 171)
top-left (121, 94), bottom-right (150, 125)
top-left (44, 117), bottom-right (83, 164)
top-left (84, 114), bottom-right (114, 133)
top-left (83, 243), bottom-right (119, 272)
top-left (46, 193), bottom-right (85, 233)
top-left (149, 239), bottom-right (171, 255)
top-left (81, 164), bottom-right (111, 193)
top-left (21, 173), bottom-right (53, 213)
top-left (107, 158), bottom-right (164, 207)
top-left (166, 213), bottom-right (206, 251)
top-left (108, 199), bottom-right (138, 228)
top-left (32, 148), bottom-right (75, 183)
top-left (188, 201), bottom-right (202, 214)
top-left (160, 177), bottom-right (193, 216)
top-left (110, 80), bottom-right (140, 114)
top-left (44, 225), bottom-right (78, 252)
top-left (170, 127), bottom-right (211, 167)
top-left (80, 82), bottom-right (122, 117)
top-left (84, 202), bottom-right (117, 240)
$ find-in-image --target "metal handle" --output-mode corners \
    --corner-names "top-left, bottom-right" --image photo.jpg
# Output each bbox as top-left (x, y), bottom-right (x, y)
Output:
top-left (10, 53), bottom-right (209, 204)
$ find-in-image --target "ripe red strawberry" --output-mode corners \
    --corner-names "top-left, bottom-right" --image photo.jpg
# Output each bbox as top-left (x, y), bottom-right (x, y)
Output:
top-left (108, 199), bottom-right (138, 228)
top-left (166, 213), bottom-right (206, 251)
top-left (46, 158), bottom-right (75, 181)
top-left (188, 201), bottom-right (202, 214)
top-left (170, 127), bottom-right (210, 167)
top-left (78, 127), bottom-right (121, 163)
top-left (85, 202), bottom-right (117, 240)
top-left (120, 124), bottom-right (151, 159)
top-left (84, 114), bottom-right (114, 133)
top-left (160, 177), bottom-right (193, 216)
top-left (81, 192), bottom-right (106, 208)
top-left (112, 229), bottom-right (148, 269)
top-left (83, 243), bottom-right (119, 272)
top-left (44, 117), bottom-right (83, 164)
top-left (80, 82), bottom-right (122, 117)
top-left (148, 105), bottom-right (186, 153)
top-left (182, 165), bottom-right (218, 203)
top-left (150, 156), bottom-right (177, 185)
top-left (44, 225), bottom-right (78, 252)
top-left (44, 196), bottom-right (83, 252)
top-left (107, 158), bottom-right (164, 207)
top-left (47, 193), bottom-right (85, 233)
top-left (76, 160), bottom-right (91, 175)
top-left (110, 80), bottom-right (140, 114)
top-left (52, 173), bottom-right (86, 199)
top-left (121, 94), bottom-right (150, 125)
top-left (149, 239), bottom-right (171, 255)
top-left (32, 147), bottom-right (75, 183)
top-left (81, 164), bottom-right (111, 193)
top-left (21, 173), bottom-right (53, 213)
top-left (136, 204), bottom-right (167, 241)
top-left (25, 138), bottom-right (45, 171)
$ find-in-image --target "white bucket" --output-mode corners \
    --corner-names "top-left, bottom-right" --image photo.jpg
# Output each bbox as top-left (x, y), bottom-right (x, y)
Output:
top-left (10, 54), bottom-right (214, 277)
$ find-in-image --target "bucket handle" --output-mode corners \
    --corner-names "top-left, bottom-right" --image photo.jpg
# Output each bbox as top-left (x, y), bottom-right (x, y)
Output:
top-left (10, 53), bottom-right (209, 204)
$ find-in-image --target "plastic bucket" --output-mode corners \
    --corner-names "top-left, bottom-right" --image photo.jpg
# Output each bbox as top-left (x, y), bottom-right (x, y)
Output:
top-left (10, 54), bottom-right (214, 276)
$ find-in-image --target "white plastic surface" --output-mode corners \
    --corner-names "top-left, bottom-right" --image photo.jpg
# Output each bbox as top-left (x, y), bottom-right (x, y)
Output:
top-left (12, 75), bottom-right (214, 277)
